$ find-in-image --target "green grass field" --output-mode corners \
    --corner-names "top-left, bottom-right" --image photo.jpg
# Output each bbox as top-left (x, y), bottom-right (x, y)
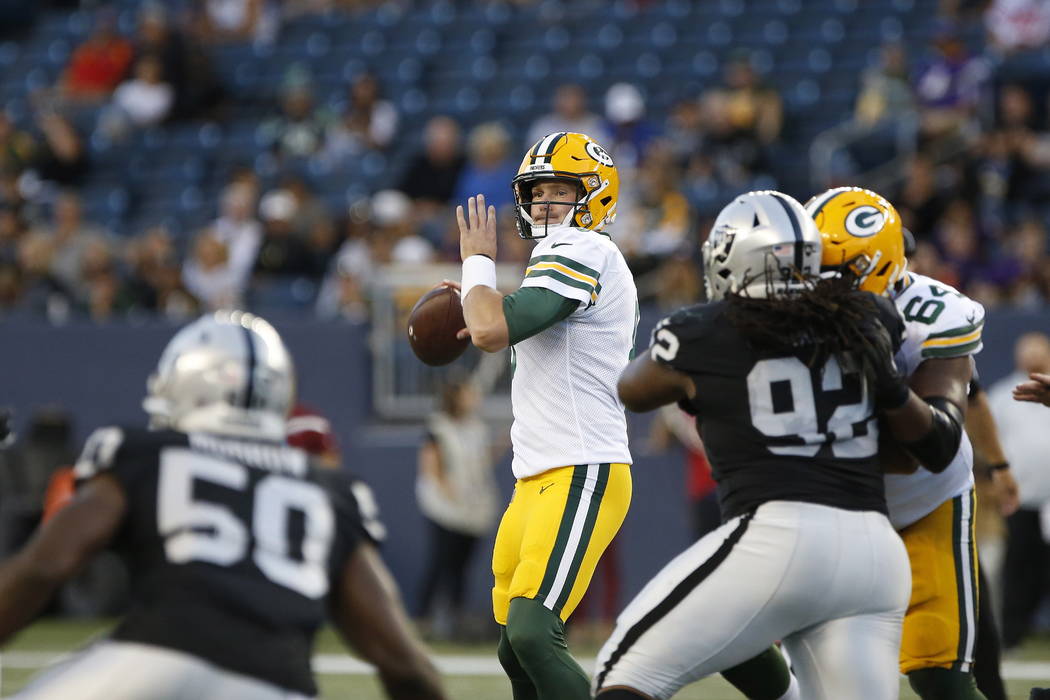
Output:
top-left (3, 619), bottom-right (1049, 698)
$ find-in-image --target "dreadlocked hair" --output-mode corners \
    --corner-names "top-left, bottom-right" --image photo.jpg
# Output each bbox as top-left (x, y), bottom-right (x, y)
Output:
top-left (724, 274), bottom-right (886, 382)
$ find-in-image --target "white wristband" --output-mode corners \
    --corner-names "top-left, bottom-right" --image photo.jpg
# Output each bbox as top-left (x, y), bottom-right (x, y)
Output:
top-left (461, 255), bottom-right (497, 300)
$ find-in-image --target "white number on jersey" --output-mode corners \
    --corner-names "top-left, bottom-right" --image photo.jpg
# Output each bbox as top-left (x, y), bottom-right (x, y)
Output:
top-left (158, 449), bottom-right (335, 599)
top-left (746, 356), bottom-right (876, 458)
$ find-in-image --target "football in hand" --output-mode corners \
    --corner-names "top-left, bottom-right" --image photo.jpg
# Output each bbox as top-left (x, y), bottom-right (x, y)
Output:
top-left (407, 285), bottom-right (470, 366)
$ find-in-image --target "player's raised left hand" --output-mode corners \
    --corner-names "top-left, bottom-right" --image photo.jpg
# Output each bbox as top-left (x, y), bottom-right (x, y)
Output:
top-left (457, 194), bottom-right (498, 261)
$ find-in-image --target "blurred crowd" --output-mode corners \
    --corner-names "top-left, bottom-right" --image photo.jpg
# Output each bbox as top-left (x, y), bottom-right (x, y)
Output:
top-left (0, 0), bottom-right (1049, 324)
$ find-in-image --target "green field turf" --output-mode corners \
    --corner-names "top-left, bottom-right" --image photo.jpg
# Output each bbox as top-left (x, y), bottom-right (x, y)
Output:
top-left (3, 619), bottom-right (1049, 698)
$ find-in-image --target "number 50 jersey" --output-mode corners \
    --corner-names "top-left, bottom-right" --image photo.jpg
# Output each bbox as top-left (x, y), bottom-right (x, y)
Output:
top-left (73, 427), bottom-right (373, 697)
top-left (650, 294), bottom-right (904, 521)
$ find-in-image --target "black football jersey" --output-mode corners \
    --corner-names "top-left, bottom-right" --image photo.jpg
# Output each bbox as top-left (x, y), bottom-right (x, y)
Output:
top-left (73, 427), bottom-right (375, 696)
top-left (651, 294), bottom-right (904, 520)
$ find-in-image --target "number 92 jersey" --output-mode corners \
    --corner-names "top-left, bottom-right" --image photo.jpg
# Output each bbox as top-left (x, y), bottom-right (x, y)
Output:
top-left (73, 426), bottom-right (375, 697)
top-left (650, 295), bottom-right (904, 521)
top-left (884, 273), bottom-right (985, 530)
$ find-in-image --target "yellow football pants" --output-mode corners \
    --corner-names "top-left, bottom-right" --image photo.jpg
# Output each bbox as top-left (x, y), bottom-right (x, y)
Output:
top-left (899, 489), bottom-right (979, 674)
top-left (491, 463), bottom-right (631, 625)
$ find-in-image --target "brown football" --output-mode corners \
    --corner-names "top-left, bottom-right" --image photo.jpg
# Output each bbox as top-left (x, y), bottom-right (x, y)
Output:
top-left (407, 286), bottom-right (470, 366)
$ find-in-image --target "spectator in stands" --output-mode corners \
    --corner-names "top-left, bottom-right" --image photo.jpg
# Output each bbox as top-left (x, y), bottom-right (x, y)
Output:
top-left (99, 55), bottom-right (175, 141)
top-left (192, 0), bottom-right (278, 45)
top-left (38, 192), bottom-right (106, 296)
top-left (182, 228), bottom-right (241, 310)
top-left (57, 12), bottom-right (134, 103)
top-left (254, 189), bottom-right (316, 278)
top-left (1000, 218), bottom-right (1050, 305)
top-left (0, 110), bottom-right (36, 178)
top-left (207, 179), bottom-right (259, 298)
top-left (0, 204), bottom-right (27, 265)
top-left (617, 142), bottom-right (692, 274)
top-left (121, 225), bottom-right (173, 313)
top-left (416, 376), bottom-right (499, 641)
top-left (371, 189), bottom-right (432, 266)
top-left (453, 122), bottom-right (517, 212)
top-left (398, 116), bottom-right (465, 210)
top-left (985, 0), bottom-right (1050, 54)
top-left (699, 53), bottom-right (782, 181)
top-left (315, 204), bottom-right (372, 320)
top-left (894, 155), bottom-right (950, 238)
top-left (913, 20), bottom-right (989, 149)
top-left (283, 176), bottom-right (332, 241)
top-left (77, 237), bottom-right (126, 321)
top-left (602, 82), bottom-right (658, 171)
top-left (136, 3), bottom-right (224, 121)
top-left (988, 333), bottom-right (1050, 649)
top-left (322, 72), bottom-right (399, 165)
top-left (934, 198), bottom-right (983, 290)
top-left (14, 232), bottom-right (71, 320)
top-left (526, 83), bottom-right (607, 148)
top-left (24, 109), bottom-right (90, 189)
top-left (986, 84), bottom-right (1050, 207)
top-left (854, 42), bottom-right (916, 129)
top-left (259, 68), bottom-right (331, 161)
top-left (664, 97), bottom-right (705, 168)
top-left (0, 261), bottom-right (19, 311)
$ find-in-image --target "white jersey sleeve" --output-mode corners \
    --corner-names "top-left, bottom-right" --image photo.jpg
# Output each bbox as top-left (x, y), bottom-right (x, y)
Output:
top-left (520, 227), bottom-right (609, 311)
top-left (884, 272), bottom-right (985, 529)
top-left (893, 273), bottom-right (985, 377)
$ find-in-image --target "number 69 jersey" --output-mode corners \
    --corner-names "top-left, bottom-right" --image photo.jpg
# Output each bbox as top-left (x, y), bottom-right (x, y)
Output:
top-left (73, 426), bottom-right (374, 697)
top-left (884, 272), bottom-right (985, 530)
top-left (650, 294), bottom-right (904, 521)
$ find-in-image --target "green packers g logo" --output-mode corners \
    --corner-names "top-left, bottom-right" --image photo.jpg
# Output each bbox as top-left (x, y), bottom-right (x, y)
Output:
top-left (585, 141), bottom-right (615, 167)
top-left (844, 205), bottom-right (884, 237)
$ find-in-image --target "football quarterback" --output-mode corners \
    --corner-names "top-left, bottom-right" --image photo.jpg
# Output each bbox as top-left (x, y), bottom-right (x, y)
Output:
top-left (453, 131), bottom-right (637, 700)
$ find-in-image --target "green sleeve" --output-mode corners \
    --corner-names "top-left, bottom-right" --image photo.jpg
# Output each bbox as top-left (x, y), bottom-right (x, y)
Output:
top-left (503, 287), bottom-right (579, 345)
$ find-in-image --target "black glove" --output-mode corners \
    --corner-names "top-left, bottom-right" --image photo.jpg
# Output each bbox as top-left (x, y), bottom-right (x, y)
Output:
top-left (858, 317), bottom-right (910, 411)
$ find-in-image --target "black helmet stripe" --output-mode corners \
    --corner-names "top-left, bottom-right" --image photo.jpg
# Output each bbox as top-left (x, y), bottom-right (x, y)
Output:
top-left (241, 325), bottom-right (256, 409)
top-left (769, 192), bottom-right (805, 271)
top-left (533, 132), bottom-right (567, 165)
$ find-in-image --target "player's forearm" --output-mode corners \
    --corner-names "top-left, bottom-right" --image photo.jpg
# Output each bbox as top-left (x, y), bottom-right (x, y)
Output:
top-left (0, 552), bottom-right (65, 645)
top-left (463, 286), bottom-right (509, 352)
top-left (378, 659), bottom-right (447, 700)
top-left (965, 391), bottom-right (1008, 465)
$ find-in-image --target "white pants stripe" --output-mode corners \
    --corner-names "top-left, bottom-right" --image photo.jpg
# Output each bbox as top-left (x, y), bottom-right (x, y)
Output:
top-left (14, 641), bottom-right (311, 700)
top-left (593, 501), bottom-right (911, 700)
top-left (543, 463), bottom-right (599, 611)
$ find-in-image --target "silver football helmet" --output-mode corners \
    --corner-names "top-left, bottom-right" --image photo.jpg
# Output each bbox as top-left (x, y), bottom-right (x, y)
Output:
top-left (143, 310), bottom-right (296, 440)
top-left (702, 190), bottom-right (822, 301)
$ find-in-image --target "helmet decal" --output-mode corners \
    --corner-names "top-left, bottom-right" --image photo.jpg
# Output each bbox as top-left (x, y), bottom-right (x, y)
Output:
top-left (584, 141), bottom-right (615, 167)
top-left (844, 205), bottom-right (885, 238)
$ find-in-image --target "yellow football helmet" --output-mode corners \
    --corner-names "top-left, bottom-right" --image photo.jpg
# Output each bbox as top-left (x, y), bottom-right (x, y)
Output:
top-left (511, 131), bottom-right (619, 239)
top-left (805, 186), bottom-right (906, 295)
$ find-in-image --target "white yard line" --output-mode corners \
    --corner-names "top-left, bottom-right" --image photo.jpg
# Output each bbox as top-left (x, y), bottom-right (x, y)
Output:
top-left (2, 652), bottom-right (1050, 680)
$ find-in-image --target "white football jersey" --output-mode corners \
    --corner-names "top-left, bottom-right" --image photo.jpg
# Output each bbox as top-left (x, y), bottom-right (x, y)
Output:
top-left (509, 225), bottom-right (637, 479)
top-left (884, 272), bottom-right (985, 529)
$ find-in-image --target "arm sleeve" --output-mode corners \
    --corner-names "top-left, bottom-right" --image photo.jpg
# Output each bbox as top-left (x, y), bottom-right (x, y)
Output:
top-left (520, 249), bottom-right (603, 309)
top-left (502, 287), bottom-right (579, 345)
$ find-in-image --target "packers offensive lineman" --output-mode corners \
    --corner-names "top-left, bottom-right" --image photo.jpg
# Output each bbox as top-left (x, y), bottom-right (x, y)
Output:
top-left (593, 191), bottom-right (956, 700)
top-left (0, 312), bottom-right (445, 700)
top-left (450, 131), bottom-right (637, 699)
top-left (808, 187), bottom-right (988, 699)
